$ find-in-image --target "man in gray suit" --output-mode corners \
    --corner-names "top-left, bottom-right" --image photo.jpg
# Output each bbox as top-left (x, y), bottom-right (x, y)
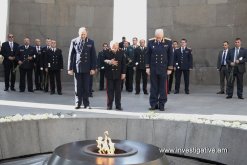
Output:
top-left (226, 38), bottom-right (247, 99)
top-left (216, 41), bottom-right (229, 94)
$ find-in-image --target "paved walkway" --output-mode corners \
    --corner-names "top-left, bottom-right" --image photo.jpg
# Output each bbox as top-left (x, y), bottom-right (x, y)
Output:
top-left (0, 82), bottom-right (247, 119)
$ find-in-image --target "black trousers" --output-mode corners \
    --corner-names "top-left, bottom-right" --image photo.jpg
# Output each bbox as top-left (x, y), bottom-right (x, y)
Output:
top-left (219, 66), bottom-right (228, 92)
top-left (106, 79), bottom-right (122, 108)
top-left (49, 70), bottom-right (61, 93)
top-left (34, 65), bottom-right (43, 90)
top-left (74, 73), bottom-right (90, 107)
top-left (227, 68), bottom-right (244, 97)
top-left (42, 70), bottom-right (49, 92)
top-left (135, 69), bottom-right (147, 93)
top-left (3, 61), bottom-right (16, 89)
top-left (175, 69), bottom-right (190, 93)
top-left (19, 68), bottom-right (33, 91)
top-left (125, 67), bottom-right (134, 92)
top-left (168, 70), bottom-right (174, 92)
top-left (99, 69), bottom-right (105, 90)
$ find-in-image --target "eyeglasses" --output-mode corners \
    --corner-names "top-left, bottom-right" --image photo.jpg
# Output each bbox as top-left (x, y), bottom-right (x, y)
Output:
top-left (8, 36), bottom-right (14, 38)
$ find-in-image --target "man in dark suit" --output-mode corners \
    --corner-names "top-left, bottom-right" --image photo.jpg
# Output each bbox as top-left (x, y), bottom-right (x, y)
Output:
top-left (68, 27), bottom-right (97, 109)
top-left (119, 36), bottom-right (130, 49)
top-left (134, 39), bottom-right (148, 95)
top-left (226, 38), bottom-right (247, 99)
top-left (16, 37), bottom-right (35, 92)
top-left (146, 29), bottom-right (173, 111)
top-left (168, 41), bottom-right (179, 94)
top-left (1, 34), bottom-right (19, 91)
top-left (125, 37), bottom-right (138, 92)
top-left (45, 40), bottom-right (63, 95)
top-left (33, 39), bottom-right (43, 90)
top-left (41, 38), bottom-right (51, 92)
top-left (97, 43), bottom-right (108, 90)
top-left (216, 41), bottom-right (229, 94)
top-left (104, 41), bottom-right (126, 110)
top-left (174, 38), bottom-right (193, 94)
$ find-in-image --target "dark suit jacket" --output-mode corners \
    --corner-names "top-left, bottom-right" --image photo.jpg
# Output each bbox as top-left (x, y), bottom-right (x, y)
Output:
top-left (104, 50), bottom-right (126, 80)
top-left (1, 41), bottom-right (19, 66)
top-left (16, 45), bottom-right (35, 69)
top-left (217, 50), bottom-right (228, 70)
top-left (45, 48), bottom-right (63, 70)
top-left (97, 50), bottom-right (107, 69)
top-left (226, 47), bottom-right (247, 73)
top-left (134, 46), bottom-right (147, 70)
top-left (33, 46), bottom-right (42, 68)
top-left (41, 46), bottom-right (50, 69)
top-left (173, 47), bottom-right (193, 70)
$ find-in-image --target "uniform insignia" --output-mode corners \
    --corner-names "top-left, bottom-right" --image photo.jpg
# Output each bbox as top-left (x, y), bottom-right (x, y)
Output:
top-left (165, 37), bottom-right (171, 41)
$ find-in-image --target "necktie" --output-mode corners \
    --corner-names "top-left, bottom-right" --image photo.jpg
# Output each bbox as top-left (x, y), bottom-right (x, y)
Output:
top-left (234, 48), bottom-right (239, 62)
top-left (222, 51), bottom-right (226, 65)
top-left (10, 42), bottom-right (13, 51)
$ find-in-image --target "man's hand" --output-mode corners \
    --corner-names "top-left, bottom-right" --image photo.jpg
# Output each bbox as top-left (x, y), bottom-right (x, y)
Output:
top-left (68, 70), bottom-right (74, 75)
top-left (90, 70), bottom-right (96, 75)
top-left (230, 62), bottom-right (235, 66)
top-left (28, 56), bottom-right (33, 60)
top-left (18, 61), bottom-right (23, 65)
top-left (110, 59), bottom-right (118, 66)
top-left (146, 68), bottom-right (150, 76)
top-left (235, 60), bottom-right (239, 64)
top-left (174, 67), bottom-right (176, 71)
top-left (121, 74), bottom-right (126, 80)
top-left (133, 67), bottom-right (136, 71)
top-left (45, 68), bottom-right (48, 72)
top-left (8, 56), bottom-right (15, 60)
top-left (167, 70), bottom-right (172, 75)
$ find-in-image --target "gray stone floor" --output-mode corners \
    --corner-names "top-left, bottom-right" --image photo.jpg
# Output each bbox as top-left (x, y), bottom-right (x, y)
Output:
top-left (0, 154), bottom-right (218, 165)
top-left (0, 82), bottom-right (247, 118)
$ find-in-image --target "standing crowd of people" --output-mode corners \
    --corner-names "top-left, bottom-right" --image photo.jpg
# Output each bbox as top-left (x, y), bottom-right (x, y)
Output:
top-left (1, 27), bottom-right (246, 111)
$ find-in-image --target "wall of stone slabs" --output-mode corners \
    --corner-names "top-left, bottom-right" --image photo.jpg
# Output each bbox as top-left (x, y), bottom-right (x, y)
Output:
top-left (0, 118), bottom-right (246, 165)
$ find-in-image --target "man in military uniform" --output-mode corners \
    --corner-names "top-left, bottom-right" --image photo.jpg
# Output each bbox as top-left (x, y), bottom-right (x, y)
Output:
top-left (134, 39), bottom-right (148, 95)
top-left (226, 38), bottom-right (247, 99)
top-left (146, 29), bottom-right (173, 111)
top-left (16, 37), bottom-right (35, 92)
top-left (68, 27), bottom-right (97, 109)
top-left (1, 34), bottom-right (19, 91)
top-left (168, 41), bottom-right (179, 94)
top-left (33, 39), bottom-right (42, 90)
top-left (41, 38), bottom-right (52, 92)
top-left (45, 40), bottom-right (63, 95)
top-left (104, 41), bottom-right (126, 110)
top-left (174, 39), bottom-right (193, 94)
top-left (97, 43), bottom-right (109, 90)
top-left (125, 37), bottom-right (138, 92)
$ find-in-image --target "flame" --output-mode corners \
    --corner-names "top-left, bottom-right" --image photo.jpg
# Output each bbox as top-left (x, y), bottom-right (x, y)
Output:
top-left (96, 131), bottom-right (115, 154)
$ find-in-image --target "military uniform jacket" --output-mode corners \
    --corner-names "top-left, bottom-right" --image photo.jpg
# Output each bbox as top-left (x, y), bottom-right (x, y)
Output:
top-left (45, 48), bottom-right (63, 70)
top-left (104, 50), bottom-right (126, 80)
top-left (16, 45), bottom-right (35, 69)
top-left (41, 46), bottom-right (50, 69)
top-left (174, 47), bottom-right (193, 70)
top-left (126, 46), bottom-right (135, 68)
top-left (146, 38), bottom-right (173, 75)
top-left (67, 37), bottom-right (97, 73)
top-left (134, 46), bottom-right (147, 70)
top-left (97, 50), bottom-right (107, 69)
top-left (226, 47), bottom-right (247, 73)
top-left (1, 41), bottom-right (19, 65)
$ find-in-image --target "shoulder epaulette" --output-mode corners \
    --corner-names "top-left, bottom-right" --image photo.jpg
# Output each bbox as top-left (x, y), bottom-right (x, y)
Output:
top-left (165, 37), bottom-right (172, 41)
top-left (187, 47), bottom-right (192, 50)
top-left (149, 38), bottom-right (156, 41)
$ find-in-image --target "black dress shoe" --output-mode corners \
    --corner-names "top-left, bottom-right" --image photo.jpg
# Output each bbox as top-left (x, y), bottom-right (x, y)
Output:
top-left (185, 91), bottom-right (190, 94)
top-left (217, 91), bottom-right (224, 94)
top-left (116, 107), bottom-right (123, 111)
top-left (58, 92), bottom-right (62, 95)
top-left (4, 88), bottom-right (9, 91)
top-left (238, 96), bottom-right (244, 99)
top-left (174, 91), bottom-right (179, 94)
top-left (226, 96), bottom-right (232, 99)
top-left (107, 107), bottom-right (112, 110)
top-left (50, 91), bottom-right (55, 95)
top-left (89, 93), bottom-right (93, 97)
top-left (155, 104), bottom-right (159, 109)
top-left (19, 90), bottom-right (24, 92)
top-left (28, 90), bottom-right (34, 92)
top-left (75, 106), bottom-right (81, 109)
top-left (84, 105), bottom-right (91, 109)
top-left (149, 107), bottom-right (156, 111)
top-left (10, 88), bottom-right (16, 91)
top-left (159, 107), bottom-right (165, 111)
top-left (144, 92), bottom-right (149, 95)
top-left (135, 92), bottom-right (140, 95)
